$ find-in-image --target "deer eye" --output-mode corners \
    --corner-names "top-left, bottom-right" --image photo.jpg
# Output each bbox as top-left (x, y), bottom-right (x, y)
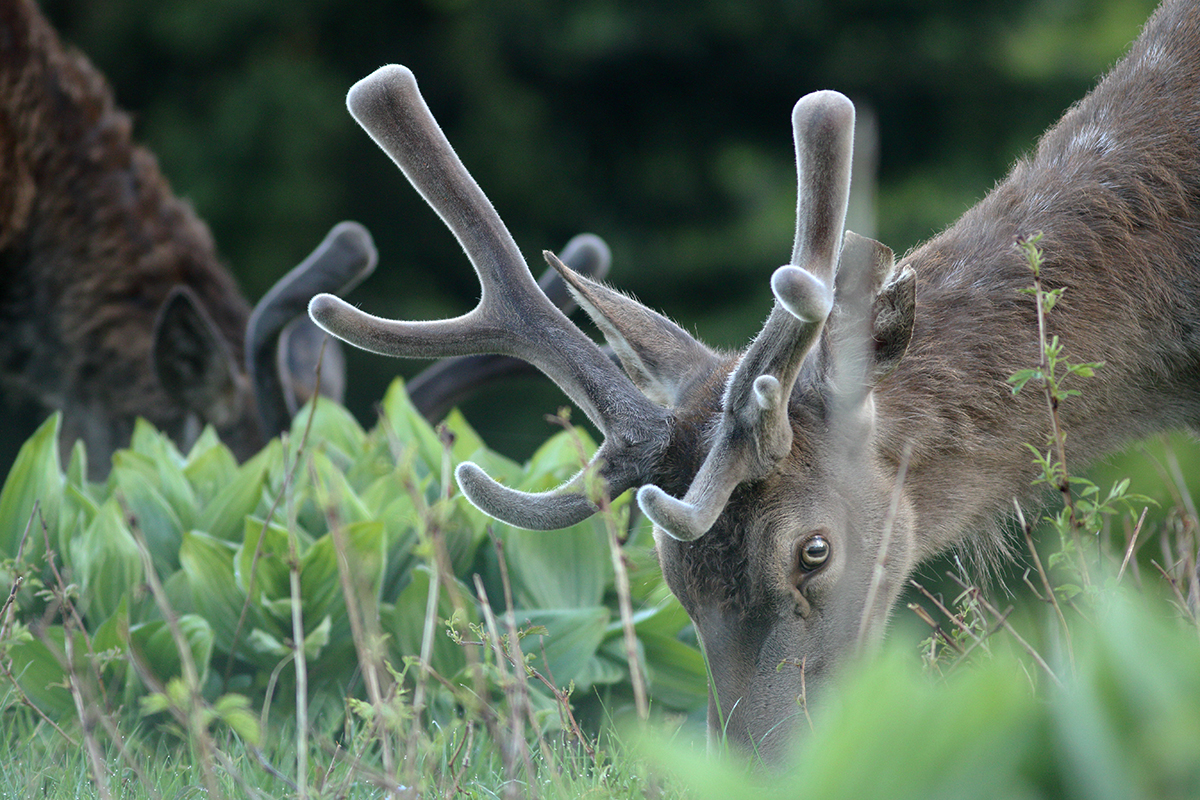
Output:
top-left (798, 534), bottom-right (830, 571)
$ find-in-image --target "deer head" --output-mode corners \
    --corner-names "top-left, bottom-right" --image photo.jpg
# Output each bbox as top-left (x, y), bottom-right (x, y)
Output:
top-left (152, 221), bottom-right (376, 460)
top-left (309, 64), bottom-right (917, 760)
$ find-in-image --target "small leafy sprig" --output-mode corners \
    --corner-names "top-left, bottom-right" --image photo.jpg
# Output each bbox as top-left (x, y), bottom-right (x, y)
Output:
top-left (1008, 233), bottom-right (1151, 602)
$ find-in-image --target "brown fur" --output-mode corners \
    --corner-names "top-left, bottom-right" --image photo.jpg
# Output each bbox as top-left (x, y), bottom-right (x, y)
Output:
top-left (0, 0), bottom-right (376, 475)
top-left (651, 0), bottom-right (1200, 760)
top-left (0, 0), bottom-right (253, 467)
top-left (880, 0), bottom-right (1200, 562)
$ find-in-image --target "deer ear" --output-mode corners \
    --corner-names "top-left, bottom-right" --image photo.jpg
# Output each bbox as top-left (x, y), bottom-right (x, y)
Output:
top-left (838, 232), bottom-right (916, 382)
top-left (872, 265), bottom-right (916, 380)
top-left (547, 253), bottom-right (719, 407)
top-left (153, 286), bottom-right (245, 427)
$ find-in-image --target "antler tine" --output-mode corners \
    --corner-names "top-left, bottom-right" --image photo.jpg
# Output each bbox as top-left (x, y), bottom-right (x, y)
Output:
top-left (248, 221), bottom-right (376, 438)
top-left (406, 233), bottom-right (612, 422)
top-left (638, 91), bottom-right (855, 542)
top-left (310, 66), bottom-right (671, 530)
top-left (307, 65), bottom-right (536, 358)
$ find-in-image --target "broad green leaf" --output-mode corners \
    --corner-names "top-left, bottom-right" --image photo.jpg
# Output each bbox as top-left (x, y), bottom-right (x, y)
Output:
top-left (501, 520), bottom-right (610, 609)
top-left (288, 397), bottom-right (366, 470)
top-left (213, 693), bottom-right (262, 746)
top-left (438, 494), bottom-right (491, 577)
top-left (247, 628), bottom-right (288, 658)
top-left (179, 530), bottom-right (253, 656)
top-left (92, 596), bottom-right (137, 707)
top-left (0, 413), bottom-right (63, 562)
top-left (129, 418), bottom-right (185, 467)
top-left (161, 568), bottom-right (196, 618)
top-left (302, 615), bottom-right (332, 659)
top-left (126, 421), bottom-right (197, 531)
top-left (380, 379), bottom-right (446, 477)
top-left (517, 606), bottom-right (611, 690)
top-left (183, 434), bottom-right (239, 507)
top-left (129, 614), bottom-right (215, 687)
top-left (69, 497), bottom-right (143, 623)
top-left (196, 441), bottom-right (276, 541)
top-left (111, 454), bottom-right (185, 574)
top-left (441, 409), bottom-right (486, 463)
top-left (236, 517), bottom-right (293, 603)
top-left (387, 566), bottom-right (476, 681)
top-left (636, 632), bottom-right (708, 710)
top-left (7, 627), bottom-right (74, 717)
top-left (300, 521), bottom-right (386, 652)
top-left (443, 407), bottom-right (523, 492)
top-left (93, 595), bottom-right (130, 654)
top-left (616, 597), bottom-right (693, 640)
top-left (65, 439), bottom-right (88, 493)
top-left (519, 428), bottom-right (597, 492)
top-left (59, 483), bottom-right (100, 550)
top-left (184, 425), bottom-right (224, 464)
top-left (308, 450), bottom-right (373, 527)
top-left (791, 651), bottom-right (1034, 800)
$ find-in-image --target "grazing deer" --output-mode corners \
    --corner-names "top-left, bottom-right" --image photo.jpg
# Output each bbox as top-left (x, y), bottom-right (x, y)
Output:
top-left (311, 0), bottom-right (1200, 762)
top-left (0, 0), bottom-right (375, 477)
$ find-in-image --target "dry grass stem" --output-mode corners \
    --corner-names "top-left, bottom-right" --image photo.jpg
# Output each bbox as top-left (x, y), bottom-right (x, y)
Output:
top-left (858, 442), bottom-right (912, 648)
top-left (908, 579), bottom-right (986, 647)
top-left (1116, 506), bottom-right (1149, 584)
top-left (1014, 499), bottom-right (1074, 670)
top-left (947, 573), bottom-right (1062, 688)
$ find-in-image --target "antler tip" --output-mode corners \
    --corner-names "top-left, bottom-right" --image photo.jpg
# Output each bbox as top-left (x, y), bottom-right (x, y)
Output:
top-left (327, 220), bottom-right (378, 274)
top-left (771, 265), bottom-right (833, 322)
top-left (637, 484), bottom-right (709, 542)
top-left (792, 89), bottom-right (855, 130)
top-left (347, 63), bottom-right (418, 126)
top-left (307, 293), bottom-right (346, 331)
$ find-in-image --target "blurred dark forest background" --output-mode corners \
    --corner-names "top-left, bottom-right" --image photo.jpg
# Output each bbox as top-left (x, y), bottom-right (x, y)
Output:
top-left (36, 0), bottom-right (1160, 460)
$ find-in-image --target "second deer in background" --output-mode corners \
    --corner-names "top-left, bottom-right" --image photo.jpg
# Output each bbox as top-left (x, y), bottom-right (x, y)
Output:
top-left (0, 0), bottom-right (376, 477)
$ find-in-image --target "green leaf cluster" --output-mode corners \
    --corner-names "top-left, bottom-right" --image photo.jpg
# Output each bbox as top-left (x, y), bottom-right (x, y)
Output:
top-left (0, 379), bottom-right (706, 736)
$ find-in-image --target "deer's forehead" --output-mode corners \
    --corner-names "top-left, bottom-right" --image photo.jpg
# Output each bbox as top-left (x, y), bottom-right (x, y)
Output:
top-left (656, 455), bottom-right (825, 616)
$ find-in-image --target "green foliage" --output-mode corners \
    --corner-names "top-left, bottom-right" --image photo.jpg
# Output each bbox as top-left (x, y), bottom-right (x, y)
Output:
top-left (0, 379), bottom-right (705, 744)
top-left (643, 593), bottom-right (1200, 800)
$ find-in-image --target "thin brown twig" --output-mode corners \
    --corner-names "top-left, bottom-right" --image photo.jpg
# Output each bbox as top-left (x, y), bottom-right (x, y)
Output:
top-left (128, 520), bottom-right (226, 800)
top-left (535, 635), bottom-right (594, 758)
top-left (947, 572), bottom-right (1062, 688)
top-left (473, 575), bottom-right (535, 800)
top-left (1014, 499), bottom-right (1073, 672)
top-left (1150, 558), bottom-right (1198, 624)
top-left (443, 721), bottom-right (476, 800)
top-left (1116, 506), bottom-right (1149, 584)
top-left (906, 603), bottom-right (964, 655)
top-left (946, 606), bottom-right (1014, 675)
top-left (907, 579), bottom-right (985, 646)
top-left (548, 409), bottom-right (649, 721)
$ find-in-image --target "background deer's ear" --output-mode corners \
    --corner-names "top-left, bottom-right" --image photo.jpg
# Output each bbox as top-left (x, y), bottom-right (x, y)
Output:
top-left (548, 253), bottom-right (719, 407)
top-left (153, 286), bottom-right (244, 427)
